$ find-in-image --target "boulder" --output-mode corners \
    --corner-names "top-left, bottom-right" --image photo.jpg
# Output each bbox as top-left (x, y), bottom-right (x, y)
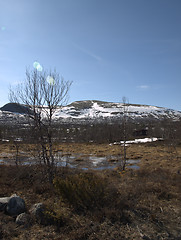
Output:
top-left (16, 213), bottom-right (30, 226)
top-left (0, 197), bottom-right (10, 212)
top-left (6, 194), bottom-right (26, 216)
top-left (29, 203), bottom-right (45, 224)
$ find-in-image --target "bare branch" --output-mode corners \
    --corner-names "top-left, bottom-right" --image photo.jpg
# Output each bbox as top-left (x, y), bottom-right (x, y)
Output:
top-left (9, 67), bottom-right (72, 182)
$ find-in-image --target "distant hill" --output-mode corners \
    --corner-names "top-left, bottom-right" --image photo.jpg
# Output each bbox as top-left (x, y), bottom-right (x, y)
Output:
top-left (0, 103), bottom-right (33, 115)
top-left (53, 100), bottom-right (181, 122)
top-left (0, 100), bottom-right (181, 125)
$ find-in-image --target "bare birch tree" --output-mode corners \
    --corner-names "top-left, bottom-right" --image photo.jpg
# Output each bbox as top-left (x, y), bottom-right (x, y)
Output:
top-left (121, 96), bottom-right (129, 170)
top-left (9, 68), bottom-right (72, 182)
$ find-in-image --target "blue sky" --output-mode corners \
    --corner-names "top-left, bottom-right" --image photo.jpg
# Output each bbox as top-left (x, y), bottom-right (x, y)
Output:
top-left (0, 0), bottom-right (181, 110)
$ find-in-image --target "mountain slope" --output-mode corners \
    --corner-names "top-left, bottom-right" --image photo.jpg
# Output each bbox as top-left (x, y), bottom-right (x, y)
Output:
top-left (0, 103), bottom-right (32, 115)
top-left (0, 100), bottom-right (181, 125)
top-left (53, 100), bottom-right (181, 122)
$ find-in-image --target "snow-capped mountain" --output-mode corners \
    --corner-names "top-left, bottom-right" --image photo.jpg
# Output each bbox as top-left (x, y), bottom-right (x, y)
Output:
top-left (54, 100), bottom-right (181, 122)
top-left (0, 100), bottom-right (181, 125)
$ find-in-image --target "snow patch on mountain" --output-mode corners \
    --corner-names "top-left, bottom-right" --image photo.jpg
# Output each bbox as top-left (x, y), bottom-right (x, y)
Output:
top-left (52, 101), bottom-right (181, 121)
top-left (0, 100), bottom-right (181, 124)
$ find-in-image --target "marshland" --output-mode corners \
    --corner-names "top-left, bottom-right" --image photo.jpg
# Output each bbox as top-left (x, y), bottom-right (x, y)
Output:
top-left (0, 136), bottom-right (181, 239)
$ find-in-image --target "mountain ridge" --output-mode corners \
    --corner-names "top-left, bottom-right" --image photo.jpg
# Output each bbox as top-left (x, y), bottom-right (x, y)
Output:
top-left (0, 100), bottom-right (180, 125)
top-left (0, 103), bottom-right (33, 114)
top-left (1, 100), bottom-right (179, 111)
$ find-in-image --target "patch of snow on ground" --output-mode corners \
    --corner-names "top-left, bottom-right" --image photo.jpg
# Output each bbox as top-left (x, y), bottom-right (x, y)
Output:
top-left (111, 137), bottom-right (162, 145)
top-left (1, 139), bottom-right (10, 142)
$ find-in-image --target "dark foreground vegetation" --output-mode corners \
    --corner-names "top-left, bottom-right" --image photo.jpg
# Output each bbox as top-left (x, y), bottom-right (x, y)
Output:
top-left (0, 158), bottom-right (181, 239)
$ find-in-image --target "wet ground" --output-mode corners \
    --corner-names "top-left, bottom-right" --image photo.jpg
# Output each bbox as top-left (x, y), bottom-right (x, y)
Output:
top-left (0, 152), bottom-right (140, 170)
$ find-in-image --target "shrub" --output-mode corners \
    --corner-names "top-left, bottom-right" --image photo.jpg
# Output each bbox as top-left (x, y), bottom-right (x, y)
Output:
top-left (44, 204), bottom-right (67, 229)
top-left (54, 172), bottom-right (116, 213)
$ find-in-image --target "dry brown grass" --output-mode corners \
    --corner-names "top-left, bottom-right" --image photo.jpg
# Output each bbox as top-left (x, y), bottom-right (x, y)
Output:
top-left (1, 141), bottom-right (181, 174)
top-left (0, 141), bottom-right (181, 239)
top-left (1, 140), bottom-right (181, 157)
top-left (1, 164), bottom-right (181, 239)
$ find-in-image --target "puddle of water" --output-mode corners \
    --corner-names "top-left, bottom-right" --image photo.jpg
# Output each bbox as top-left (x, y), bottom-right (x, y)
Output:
top-left (55, 153), bottom-right (140, 170)
top-left (0, 153), bottom-right (140, 170)
top-left (127, 165), bottom-right (140, 170)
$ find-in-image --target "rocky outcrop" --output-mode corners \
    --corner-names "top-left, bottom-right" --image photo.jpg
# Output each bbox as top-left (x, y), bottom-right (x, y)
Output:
top-left (15, 213), bottom-right (30, 226)
top-left (6, 194), bottom-right (26, 216)
top-left (0, 194), bottom-right (26, 216)
top-left (0, 194), bottom-right (50, 226)
top-left (0, 197), bottom-right (10, 212)
top-left (29, 203), bottom-right (46, 224)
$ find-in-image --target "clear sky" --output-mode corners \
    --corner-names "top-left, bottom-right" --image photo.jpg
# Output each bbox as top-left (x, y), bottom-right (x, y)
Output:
top-left (0, 0), bottom-right (181, 110)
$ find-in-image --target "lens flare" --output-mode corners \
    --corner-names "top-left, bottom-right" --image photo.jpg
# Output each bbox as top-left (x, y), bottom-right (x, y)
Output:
top-left (1, 26), bottom-right (6, 31)
top-left (46, 76), bottom-right (55, 85)
top-left (36, 64), bottom-right (43, 72)
top-left (33, 62), bottom-right (39, 68)
top-left (33, 61), bottom-right (43, 71)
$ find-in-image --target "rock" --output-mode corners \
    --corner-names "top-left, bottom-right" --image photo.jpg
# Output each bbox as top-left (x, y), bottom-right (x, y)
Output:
top-left (29, 203), bottom-right (46, 224)
top-left (0, 197), bottom-right (10, 212)
top-left (16, 213), bottom-right (30, 226)
top-left (142, 236), bottom-right (151, 240)
top-left (6, 194), bottom-right (26, 216)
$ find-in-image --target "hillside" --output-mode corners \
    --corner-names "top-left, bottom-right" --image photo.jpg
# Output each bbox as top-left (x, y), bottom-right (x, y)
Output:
top-left (0, 100), bottom-right (181, 125)
top-left (0, 103), bottom-right (32, 114)
top-left (54, 100), bottom-right (181, 122)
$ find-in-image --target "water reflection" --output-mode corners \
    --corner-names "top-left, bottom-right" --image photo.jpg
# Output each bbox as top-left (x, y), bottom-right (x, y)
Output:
top-left (0, 153), bottom-right (140, 170)
top-left (54, 152), bottom-right (140, 170)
